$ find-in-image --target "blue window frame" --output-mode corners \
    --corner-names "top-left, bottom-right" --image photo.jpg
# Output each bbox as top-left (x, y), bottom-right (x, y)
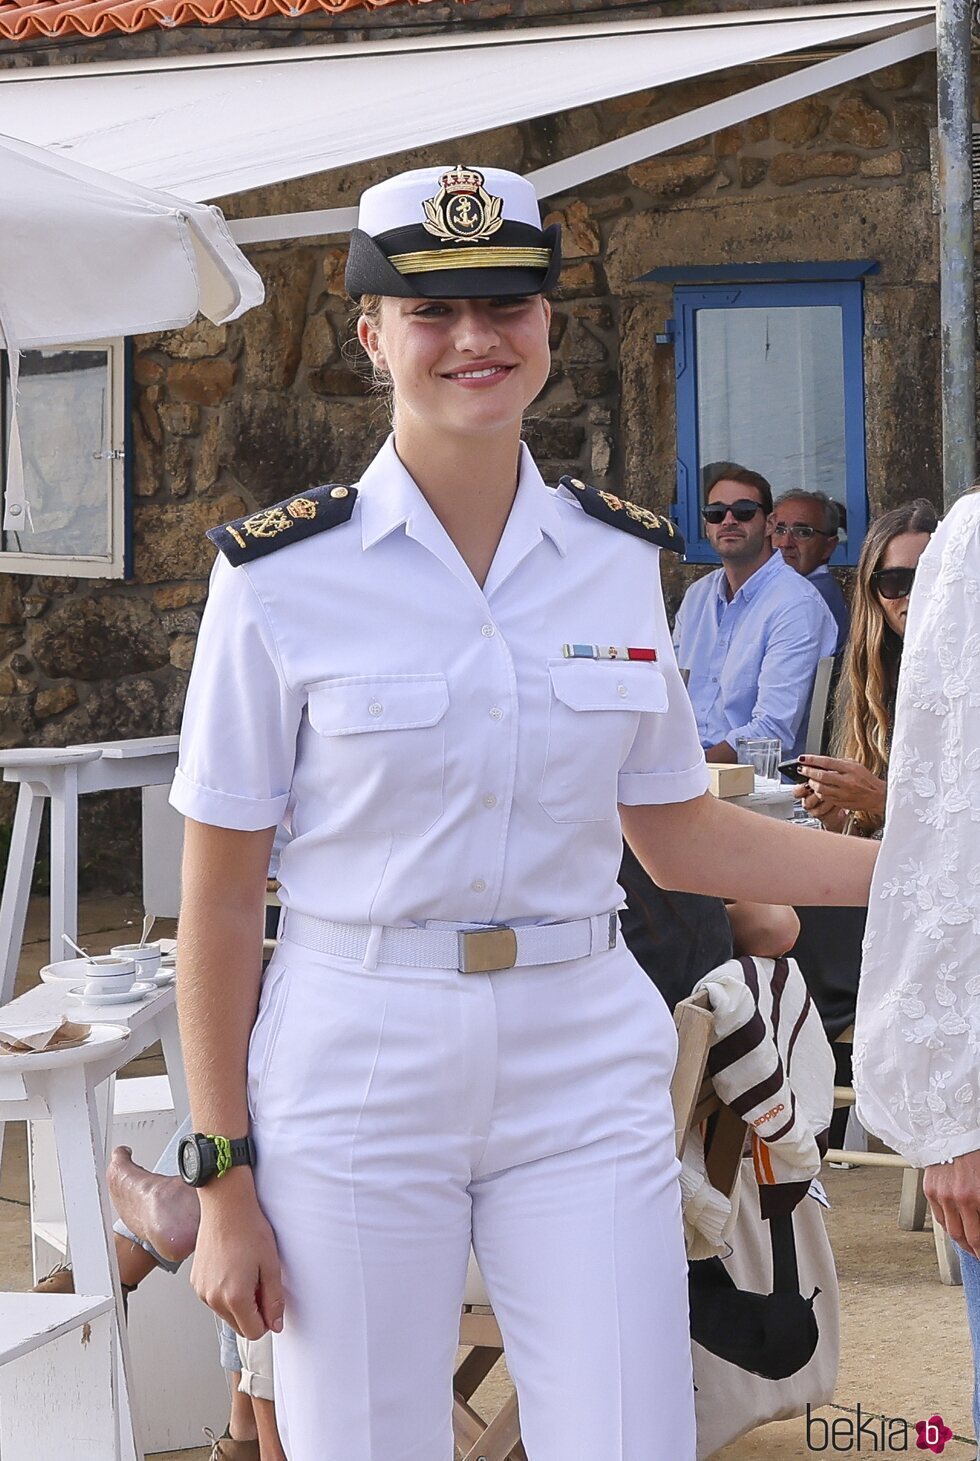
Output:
top-left (656, 269), bottom-right (869, 565)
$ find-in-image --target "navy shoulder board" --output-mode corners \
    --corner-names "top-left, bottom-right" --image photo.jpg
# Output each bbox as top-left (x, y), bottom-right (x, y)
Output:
top-left (559, 476), bottom-right (684, 555)
top-left (207, 483), bottom-right (358, 566)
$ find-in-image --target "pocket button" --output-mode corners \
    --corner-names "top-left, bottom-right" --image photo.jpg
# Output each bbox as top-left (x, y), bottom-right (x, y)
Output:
top-left (369, 701), bottom-right (383, 717)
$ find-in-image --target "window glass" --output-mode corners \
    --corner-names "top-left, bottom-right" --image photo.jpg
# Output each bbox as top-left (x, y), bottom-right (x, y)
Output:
top-left (695, 305), bottom-right (846, 506)
top-left (3, 348), bottom-right (111, 558)
top-left (672, 277), bottom-right (867, 565)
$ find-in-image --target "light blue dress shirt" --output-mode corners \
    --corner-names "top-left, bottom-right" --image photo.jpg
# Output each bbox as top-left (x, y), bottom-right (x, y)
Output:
top-left (807, 564), bottom-right (850, 655)
top-left (672, 551), bottom-right (838, 759)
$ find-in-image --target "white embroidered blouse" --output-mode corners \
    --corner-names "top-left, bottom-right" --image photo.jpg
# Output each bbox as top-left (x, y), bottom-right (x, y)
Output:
top-left (853, 492), bottom-right (980, 1168)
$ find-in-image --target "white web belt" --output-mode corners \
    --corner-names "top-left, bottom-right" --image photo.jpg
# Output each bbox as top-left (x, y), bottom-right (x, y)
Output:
top-left (281, 910), bottom-right (619, 975)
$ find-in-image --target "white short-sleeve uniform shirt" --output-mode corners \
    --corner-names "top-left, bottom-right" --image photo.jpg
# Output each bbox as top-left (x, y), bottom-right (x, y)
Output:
top-left (171, 437), bottom-right (709, 927)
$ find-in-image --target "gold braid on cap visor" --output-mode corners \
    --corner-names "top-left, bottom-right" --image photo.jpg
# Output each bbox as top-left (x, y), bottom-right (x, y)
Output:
top-left (387, 245), bottom-right (552, 275)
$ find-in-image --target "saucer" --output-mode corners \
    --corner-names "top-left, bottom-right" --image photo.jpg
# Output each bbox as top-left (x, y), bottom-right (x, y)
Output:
top-left (65, 980), bottom-right (157, 1008)
top-left (40, 958), bottom-right (94, 985)
top-left (151, 967), bottom-right (176, 987)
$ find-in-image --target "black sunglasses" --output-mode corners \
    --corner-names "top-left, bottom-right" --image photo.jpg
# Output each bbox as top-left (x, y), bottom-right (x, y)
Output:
top-left (702, 499), bottom-right (763, 525)
top-left (872, 566), bottom-right (917, 600)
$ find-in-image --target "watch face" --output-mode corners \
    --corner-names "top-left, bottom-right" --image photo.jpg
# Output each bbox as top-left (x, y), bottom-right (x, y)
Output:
top-left (179, 1137), bottom-right (202, 1185)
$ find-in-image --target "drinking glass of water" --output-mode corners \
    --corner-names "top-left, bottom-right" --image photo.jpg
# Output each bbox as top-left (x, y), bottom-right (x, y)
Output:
top-left (735, 737), bottom-right (781, 789)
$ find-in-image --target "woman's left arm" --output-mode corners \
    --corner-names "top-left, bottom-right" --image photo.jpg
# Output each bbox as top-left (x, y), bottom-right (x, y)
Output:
top-left (621, 792), bottom-right (877, 907)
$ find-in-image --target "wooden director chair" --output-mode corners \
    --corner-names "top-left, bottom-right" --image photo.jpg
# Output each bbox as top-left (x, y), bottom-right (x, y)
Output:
top-left (452, 992), bottom-right (742, 1461)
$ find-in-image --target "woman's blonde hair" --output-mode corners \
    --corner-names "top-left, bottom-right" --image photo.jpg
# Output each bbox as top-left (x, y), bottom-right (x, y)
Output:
top-left (359, 294), bottom-right (383, 332)
top-left (832, 498), bottom-right (938, 834)
top-left (350, 294), bottom-right (393, 410)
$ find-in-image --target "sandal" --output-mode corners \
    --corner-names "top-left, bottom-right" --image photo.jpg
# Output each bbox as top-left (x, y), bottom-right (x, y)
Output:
top-left (204, 1428), bottom-right (260, 1460)
top-left (31, 1264), bottom-right (138, 1315)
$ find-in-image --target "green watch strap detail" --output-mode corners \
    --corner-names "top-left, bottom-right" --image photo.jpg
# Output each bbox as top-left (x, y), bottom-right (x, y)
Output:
top-left (210, 1134), bottom-right (233, 1178)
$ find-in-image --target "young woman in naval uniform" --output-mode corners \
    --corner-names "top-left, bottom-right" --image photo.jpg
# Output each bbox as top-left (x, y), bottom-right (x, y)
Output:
top-left (169, 164), bottom-right (878, 1461)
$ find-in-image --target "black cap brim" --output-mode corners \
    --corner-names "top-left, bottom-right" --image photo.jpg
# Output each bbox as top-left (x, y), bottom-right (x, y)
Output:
top-left (346, 224), bottom-right (562, 301)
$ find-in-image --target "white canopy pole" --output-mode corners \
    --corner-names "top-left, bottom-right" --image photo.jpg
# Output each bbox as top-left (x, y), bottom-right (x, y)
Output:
top-left (529, 19), bottom-right (936, 198)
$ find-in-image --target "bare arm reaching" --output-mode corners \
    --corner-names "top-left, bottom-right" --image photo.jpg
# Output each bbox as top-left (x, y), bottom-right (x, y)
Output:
top-left (621, 791), bottom-right (877, 907)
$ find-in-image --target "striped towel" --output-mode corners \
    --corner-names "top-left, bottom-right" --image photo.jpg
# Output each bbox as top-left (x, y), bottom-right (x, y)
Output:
top-left (694, 955), bottom-right (834, 1194)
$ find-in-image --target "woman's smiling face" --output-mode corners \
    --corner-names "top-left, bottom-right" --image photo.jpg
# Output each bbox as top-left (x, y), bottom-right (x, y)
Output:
top-left (357, 294), bottom-right (551, 441)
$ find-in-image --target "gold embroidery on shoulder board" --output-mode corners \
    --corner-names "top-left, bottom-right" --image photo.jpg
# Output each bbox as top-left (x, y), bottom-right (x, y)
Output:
top-left (595, 489), bottom-right (675, 537)
top-left (228, 527), bottom-right (247, 549)
top-left (287, 497), bottom-right (317, 521)
top-left (242, 507), bottom-right (293, 539)
top-left (626, 500), bottom-right (674, 537)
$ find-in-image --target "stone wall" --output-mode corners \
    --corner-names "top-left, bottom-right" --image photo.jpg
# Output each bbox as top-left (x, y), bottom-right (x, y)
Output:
top-left (0, 30), bottom-right (951, 886)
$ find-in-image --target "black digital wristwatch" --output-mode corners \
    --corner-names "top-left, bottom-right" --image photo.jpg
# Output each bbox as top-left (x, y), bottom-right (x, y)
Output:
top-left (178, 1132), bottom-right (256, 1188)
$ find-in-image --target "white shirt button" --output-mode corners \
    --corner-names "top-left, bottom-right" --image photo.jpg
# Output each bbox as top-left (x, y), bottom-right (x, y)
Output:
top-left (483, 794), bottom-right (498, 809)
top-left (489, 707), bottom-right (503, 721)
top-left (617, 684), bottom-right (628, 698)
top-left (471, 878), bottom-right (487, 893)
top-left (369, 701), bottom-right (383, 716)
top-left (481, 624), bottom-right (495, 637)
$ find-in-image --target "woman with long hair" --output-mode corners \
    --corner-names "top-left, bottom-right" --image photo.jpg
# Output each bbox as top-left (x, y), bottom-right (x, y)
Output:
top-left (797, 498), bottom-right (938, 834)
top-left (170, 163), bottom-right (878, 1461)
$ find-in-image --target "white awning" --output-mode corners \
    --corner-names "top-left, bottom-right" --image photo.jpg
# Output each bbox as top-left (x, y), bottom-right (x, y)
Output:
top-left (0, 132), bottom-right (262, 347)
top-left (0, 3), bottom-right (934, 205)
top-left (0, 131), bottom-right (263, 527)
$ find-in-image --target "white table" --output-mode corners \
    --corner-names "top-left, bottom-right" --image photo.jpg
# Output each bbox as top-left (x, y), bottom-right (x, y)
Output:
top-left (0, 737), bottom-right (179, 1007)
top-left (731, 782), bottom-right (806, 822)
top-left (0, 979), bottom-right (186, 1461)
top-left (0, 1293), bottom-right (117, 1460)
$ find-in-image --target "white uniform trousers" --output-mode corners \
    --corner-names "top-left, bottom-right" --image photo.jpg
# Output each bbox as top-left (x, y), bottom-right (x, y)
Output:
top-left (248, 933), bottom-right (695, 1461)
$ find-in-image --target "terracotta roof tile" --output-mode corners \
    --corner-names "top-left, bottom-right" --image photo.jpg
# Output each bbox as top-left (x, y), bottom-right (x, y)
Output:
top-left (0, 0), bottom-right (451, 43)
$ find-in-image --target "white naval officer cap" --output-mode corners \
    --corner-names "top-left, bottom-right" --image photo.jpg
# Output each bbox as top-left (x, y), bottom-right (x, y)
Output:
top-left (345, 163), bottom-right (562, 301)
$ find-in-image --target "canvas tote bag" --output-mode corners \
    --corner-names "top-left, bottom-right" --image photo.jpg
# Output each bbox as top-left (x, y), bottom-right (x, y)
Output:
top-left (692, 1160), bottom-right (840, 1459)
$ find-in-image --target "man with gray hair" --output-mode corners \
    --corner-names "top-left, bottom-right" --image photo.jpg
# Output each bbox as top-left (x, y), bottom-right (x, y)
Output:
top-left (771, 490), bottom-right (849, 653)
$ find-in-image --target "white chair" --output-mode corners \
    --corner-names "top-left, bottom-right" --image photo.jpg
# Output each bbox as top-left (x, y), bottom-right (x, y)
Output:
top-left (0, 737), bottom-right (180, 1007)
top-left (824, 1026), bottom-right (961, 1286)
top-left (0, 1026), bottom-right (145, 1459)
top-left (0, 1292), bottom-right (116, 1460)
top-left (804, 655), bottom-right (837, 756)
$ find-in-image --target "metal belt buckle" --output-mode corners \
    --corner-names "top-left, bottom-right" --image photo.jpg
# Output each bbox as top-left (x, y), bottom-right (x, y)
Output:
top-left (458, 926), bottom-right (519, 975)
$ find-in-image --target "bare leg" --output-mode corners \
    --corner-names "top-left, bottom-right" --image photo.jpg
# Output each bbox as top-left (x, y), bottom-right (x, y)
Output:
top-left (107, 1145), bottom-right (200, 1265)
top-left (252, 1398), bottom-right (286, 1461)
top-left (113, 1232), bottom-right (159, 1290)
top-left (229, 1382), bottom-right (258, 1444)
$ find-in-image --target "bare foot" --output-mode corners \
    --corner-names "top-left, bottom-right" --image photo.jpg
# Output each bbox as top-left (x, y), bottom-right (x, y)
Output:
top-left (108, 1146), bottom-right (201, 1265)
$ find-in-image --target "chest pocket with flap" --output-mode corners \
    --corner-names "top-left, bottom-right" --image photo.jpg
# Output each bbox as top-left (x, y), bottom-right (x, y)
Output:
top-left (539, 659), bottom-right (669, 823)
top-left (306, 673), bottom-right (449, 836)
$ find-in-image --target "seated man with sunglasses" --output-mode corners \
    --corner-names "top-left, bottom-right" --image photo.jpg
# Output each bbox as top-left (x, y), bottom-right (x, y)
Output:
top-left (673, 462), bottom-right (838, 763)
top-left (771, 489), bottom-right (849, 654)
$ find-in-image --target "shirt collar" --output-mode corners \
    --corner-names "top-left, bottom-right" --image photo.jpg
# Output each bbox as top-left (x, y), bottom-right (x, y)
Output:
top-left (717, 549), bottom-right (786, 605)
top-left (357, 435), bottom-right (567, 561)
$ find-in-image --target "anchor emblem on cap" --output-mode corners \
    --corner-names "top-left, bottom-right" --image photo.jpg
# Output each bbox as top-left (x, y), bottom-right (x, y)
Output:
top-left (422, 165), bottom-right (504, 244)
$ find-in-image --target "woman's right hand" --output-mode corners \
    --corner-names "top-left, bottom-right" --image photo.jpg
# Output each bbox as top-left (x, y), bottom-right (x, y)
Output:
top-left (191, 1170), bottom-right (284, 1340)
top-left (793, 782), bottom-right (848, 833)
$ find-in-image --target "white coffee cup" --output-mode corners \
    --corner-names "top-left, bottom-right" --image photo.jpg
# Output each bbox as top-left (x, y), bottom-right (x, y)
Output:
top-left (110, 943), bottom-right (161, 978)
top-left (83, 955), bottom-right (137, 996)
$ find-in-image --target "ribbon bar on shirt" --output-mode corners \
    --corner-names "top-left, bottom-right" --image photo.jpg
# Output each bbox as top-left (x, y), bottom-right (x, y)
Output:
top-left (282, 911), bottom-right (619, 973)
top-left (562, 645), bottom-right (657, 661)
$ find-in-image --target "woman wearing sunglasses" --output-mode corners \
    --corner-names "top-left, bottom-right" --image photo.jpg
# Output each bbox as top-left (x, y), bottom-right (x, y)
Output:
top-left (796, 499), bottom-right (938, 834)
